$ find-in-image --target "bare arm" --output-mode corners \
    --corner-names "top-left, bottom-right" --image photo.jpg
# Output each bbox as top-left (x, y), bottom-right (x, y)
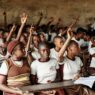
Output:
top-left (58, 16), bottom-right (79, 58)
top-left (0, 75), bottom-right (24, 94)
top-left (35, 12), bottom-right (43, 28)
top-left (26, 26), bottom-right (33, 54)
top-left (58, 28), bottom-right (73, 58)
top-left (16, 13), bottom-right (27, 41)
top-left (25, 26), bottom-right (34, 63)
top-left (46, 17), bottom-right (54, 26)
top-left (6, 24), bottom-right (16, 42)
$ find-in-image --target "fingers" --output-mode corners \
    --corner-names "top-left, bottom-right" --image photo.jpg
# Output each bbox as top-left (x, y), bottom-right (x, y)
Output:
top-left (12, 24), bottom-right (16, 31)
top-left (73, 74), bottom-right (80, 80)
top-left (47, 80), bottom-right (52, 83)
top-left (23, 91), bottom-right (29, 95)
top-left (29, 25), bottom-right (34, 33)
top-left (22, 90), bottom-right (33, 95)
top-left (48, 17), bottom-right (54, 22)
top-left (20, 12), bottom-right (28, 24)
top-left (67, 28), bottom-right (73, 39)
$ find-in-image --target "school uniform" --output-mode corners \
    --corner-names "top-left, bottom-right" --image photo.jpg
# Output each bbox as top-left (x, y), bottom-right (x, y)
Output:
top-left (59, 56), bottom-right (95, 95)
top-left (59, 56), bottom-right (83, 80)
top-left (0, 58), bottom-right (31, 95)
top-left (31, 58), bottom-right (65, 95)
top-left (50, 48), bottom-right (67, 60)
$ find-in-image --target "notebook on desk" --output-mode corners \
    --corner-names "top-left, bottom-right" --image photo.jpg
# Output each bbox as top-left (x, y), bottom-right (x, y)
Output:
top-left (74, 76), bottom-right (95, 88)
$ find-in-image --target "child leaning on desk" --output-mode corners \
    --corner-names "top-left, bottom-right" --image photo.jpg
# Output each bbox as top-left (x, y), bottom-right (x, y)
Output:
top-left (57, 29), bottom-right (95, 95)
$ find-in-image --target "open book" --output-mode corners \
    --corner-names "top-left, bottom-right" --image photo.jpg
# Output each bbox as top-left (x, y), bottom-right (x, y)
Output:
top-left (74, 76), bottom-right (95, 88)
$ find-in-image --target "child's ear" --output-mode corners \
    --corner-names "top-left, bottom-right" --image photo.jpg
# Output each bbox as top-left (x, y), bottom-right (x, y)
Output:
top-left (12, 48), bottom-right (16, 55)
top-left (67, 47), bottom-right (69, 51)
top-left (68, 47), bottom-right (71, 52)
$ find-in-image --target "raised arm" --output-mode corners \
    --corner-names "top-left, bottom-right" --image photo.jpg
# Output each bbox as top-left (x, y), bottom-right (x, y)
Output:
top-left (69, 16), bottom-right (79, 29)
top-left (58, 28), bottom-right (73, 58)
top-left (6, 24), bottom-right (16, 42)
top-left (25, 26), bottom-right (34, 64)
top-left (26, 26), bottom-right (34, 55)
top-left (58, 16), bottom-right (79, 58)
top-left (35, 12), bottom-right (43, 28)
top-left (16, 13), bottom-right (27, 41)
top-left (46, 17), bottom-right (54, 26)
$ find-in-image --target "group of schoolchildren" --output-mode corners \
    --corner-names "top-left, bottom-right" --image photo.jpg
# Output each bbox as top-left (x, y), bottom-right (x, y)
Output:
top-left (0, 13), bottom-right (95, 95)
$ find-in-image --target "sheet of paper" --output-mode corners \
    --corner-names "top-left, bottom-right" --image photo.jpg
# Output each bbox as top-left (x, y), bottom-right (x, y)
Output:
top-left (74, 76), bottom-right (95, 88)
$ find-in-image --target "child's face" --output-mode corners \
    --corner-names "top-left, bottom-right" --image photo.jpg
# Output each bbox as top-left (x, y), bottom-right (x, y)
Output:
top-left (68, 44), bottom-right (80, 56)
top-left (13, 44), bottom-right (25, 58)
top-left (39, 45), bottom-right (50, 59)
top-left (54, 38), bottom-right (64, 48)
top-left (40, 34), bottom-right (46, 42)
top-left (77, 33), bottom-right (84, 39)
top-left (33, 36), bottom-right (40, 46)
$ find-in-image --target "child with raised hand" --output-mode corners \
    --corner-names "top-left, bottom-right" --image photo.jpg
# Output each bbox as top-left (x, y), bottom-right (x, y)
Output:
top-left (0, 40), bottom-right (33, 95)
top-left (58, 29), bottom-right (95, 95)
top-left (0, 13), bottom-right (34, 95)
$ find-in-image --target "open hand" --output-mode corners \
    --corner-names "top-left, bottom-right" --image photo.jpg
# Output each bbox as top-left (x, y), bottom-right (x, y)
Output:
top-left (20, 13), bottom-right (28, 24)
top-left (67, 28), bottom-right (73, 40)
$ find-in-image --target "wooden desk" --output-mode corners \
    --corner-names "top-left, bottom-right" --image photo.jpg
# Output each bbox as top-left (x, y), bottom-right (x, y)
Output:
top-left (20, 80), bottom-right (74, 92)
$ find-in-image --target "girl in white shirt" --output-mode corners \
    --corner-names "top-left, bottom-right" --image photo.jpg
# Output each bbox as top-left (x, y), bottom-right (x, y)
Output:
top-left (50, 36), bottom-right (66, 60)
top-left (59, 40), bottom-right (83, 80)
top-left (59, 39), bottom-right (95, 95)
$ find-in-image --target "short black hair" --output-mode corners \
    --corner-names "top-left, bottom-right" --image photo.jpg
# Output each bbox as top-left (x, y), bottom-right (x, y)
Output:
top-left (38, 42), bottom-right (49, 50)
top-left (76, 27), bottom-right (87, 34)
top-left (53, 36), bottom-right (63, 43)
top-left (67, 40), bottom-right (79, 48)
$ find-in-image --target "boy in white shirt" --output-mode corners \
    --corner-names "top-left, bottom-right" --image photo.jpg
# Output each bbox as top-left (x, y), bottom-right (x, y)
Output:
top-left (31, 42), bottom-right (64, 95)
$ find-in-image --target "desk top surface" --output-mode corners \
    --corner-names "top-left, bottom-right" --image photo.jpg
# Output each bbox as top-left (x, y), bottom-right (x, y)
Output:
top-left (20, 80), bottom-right (74, 92)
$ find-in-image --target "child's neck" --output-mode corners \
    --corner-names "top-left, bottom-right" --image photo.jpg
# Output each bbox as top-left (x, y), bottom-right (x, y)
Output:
top-left (39, 57), bottom-right (50, 62)
top-left (11, 55), bottom-right (22, 61)
top-left (55, 47), bottom-right (60, 52)
top-left (67, 53), bottom-right (75, 61)
top-left (34, 44), bottom-right (39, 49)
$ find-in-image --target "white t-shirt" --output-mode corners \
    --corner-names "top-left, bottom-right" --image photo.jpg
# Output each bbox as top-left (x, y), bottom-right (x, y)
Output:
top-left (30, 45), bottom-right (38, 52)
top-left (0, 38), bottom-right (4, 46)
top-left (50, 48), bottom-right (67, 60)
top-left (59, 56), bottom-right (83, 80)
top-left (90, 57), bottom-right (95, 68)
top-left (89, 46), bottom-right (95, 55)
top-left (88, 41), bottom-right (93, 53)
top-left (50, 48), bottom-right (59, 59)
top-left (0, 51), bottom-right (10, 61)
top-left (33, 47), bottom-right (38, 52)
top-left (91, 22), bottom-right (95, 30)
top-left (89, 47), bottom-right (95, 67)
top-left (88, 41), bottom-right (95, 68)
top-left (31, 51), bottom-right (41, 60)
top-left (31, 58), bottom-right (59, 84)
top-left (72, 37), bottom-right (85, 47)
top-left (50, 32), bottom-right (57, 42)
